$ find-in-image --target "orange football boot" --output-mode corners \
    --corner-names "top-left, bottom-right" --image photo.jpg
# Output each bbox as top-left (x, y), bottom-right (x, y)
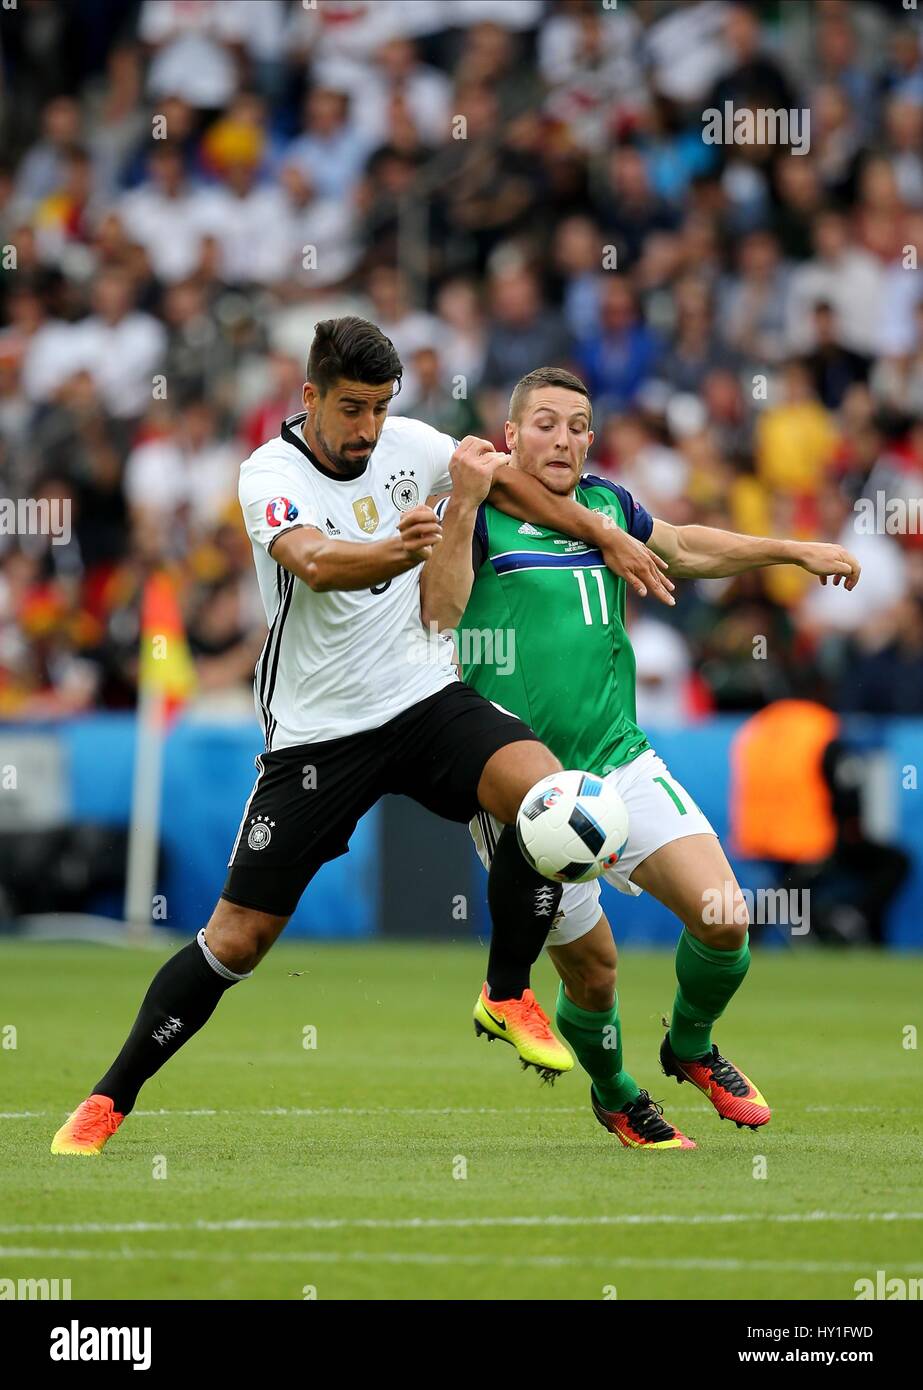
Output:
top-left (592, 1087), bottom-right (697, 1149)
top-left (50, 1094), bottom-right (124, 1155)
top-left (660, 1033), bottom-right (771, 1130)
top-left (473, 983), bottom-right (574, 1081)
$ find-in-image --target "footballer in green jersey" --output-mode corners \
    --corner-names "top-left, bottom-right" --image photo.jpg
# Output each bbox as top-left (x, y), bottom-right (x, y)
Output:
top-left (421, 368), bottom-right (860, 1149)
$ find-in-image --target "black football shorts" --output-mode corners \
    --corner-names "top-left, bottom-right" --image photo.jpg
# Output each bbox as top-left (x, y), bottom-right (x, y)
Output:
top-left (222, 682), bottom-right (539, 917)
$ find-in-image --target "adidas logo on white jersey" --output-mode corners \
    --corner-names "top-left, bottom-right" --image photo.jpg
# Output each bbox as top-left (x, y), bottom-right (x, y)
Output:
top-left (325, 517), bottom-right (341, 536)
top-left (518, 522), bottom-right (544, 537)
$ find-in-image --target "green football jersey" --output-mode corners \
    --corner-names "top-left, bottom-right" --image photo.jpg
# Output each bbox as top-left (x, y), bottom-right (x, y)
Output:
top-left (457, 475), bottom-right (652, 776)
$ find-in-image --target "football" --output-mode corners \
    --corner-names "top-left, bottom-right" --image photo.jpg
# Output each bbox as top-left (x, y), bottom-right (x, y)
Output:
top-left (516, 770), bottom-right (630, 884)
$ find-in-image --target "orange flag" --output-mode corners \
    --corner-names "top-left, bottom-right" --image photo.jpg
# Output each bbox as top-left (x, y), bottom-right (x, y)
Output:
top-left (139, 571), bottom-right (197, 719)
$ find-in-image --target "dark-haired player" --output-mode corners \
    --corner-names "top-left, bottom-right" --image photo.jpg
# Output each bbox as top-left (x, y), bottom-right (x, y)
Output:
top-left (422, 367), bottom-right (861, 1149)
top-left (51, 319), bottom-right (675, 1155)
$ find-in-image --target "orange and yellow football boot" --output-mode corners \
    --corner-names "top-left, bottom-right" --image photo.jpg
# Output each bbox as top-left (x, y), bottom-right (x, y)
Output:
top-left (592, 1087), bottom-right (696, 1149)
top-left (660, 1033), bottom-right (770, 1130)
top-left (50, 1095), bottom-right (124, 1155)
top-left (473, 983), bottom-right (574, 1081)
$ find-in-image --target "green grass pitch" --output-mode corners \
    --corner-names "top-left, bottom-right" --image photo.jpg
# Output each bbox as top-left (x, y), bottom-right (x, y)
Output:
top-left (1, 940), bottom-right (921, 1301)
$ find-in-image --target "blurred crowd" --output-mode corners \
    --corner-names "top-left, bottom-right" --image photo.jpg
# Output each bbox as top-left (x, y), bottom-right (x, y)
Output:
top-left (1, 0), bottom-right (923, 724)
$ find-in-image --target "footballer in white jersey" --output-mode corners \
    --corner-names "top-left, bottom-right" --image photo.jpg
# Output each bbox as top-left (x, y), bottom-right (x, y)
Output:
top-left (54, 316), bottom-right (673, 1156)
top-left (238, 411), bottom-right (461, 748)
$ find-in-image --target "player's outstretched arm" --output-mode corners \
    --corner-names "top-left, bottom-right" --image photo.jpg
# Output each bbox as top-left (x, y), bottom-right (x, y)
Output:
top-left (647, 519), bottom-right (861, 588)
top-left (488, 466), bottom-right (675, 606)
top-left (420, 436), bottom-right (504, 630)
top-left (271, 513), bottom-right (442, 592)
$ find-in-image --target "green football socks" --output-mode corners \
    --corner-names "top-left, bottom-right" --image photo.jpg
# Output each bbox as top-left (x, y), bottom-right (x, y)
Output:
top-left (669, 927), bottom-right (751, 1060)
top-left (555, 981), bottom-right (640, 1111)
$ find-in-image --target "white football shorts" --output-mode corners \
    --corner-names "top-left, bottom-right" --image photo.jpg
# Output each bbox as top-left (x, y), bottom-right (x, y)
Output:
top-left (470, 749), bottom-right (716, 948)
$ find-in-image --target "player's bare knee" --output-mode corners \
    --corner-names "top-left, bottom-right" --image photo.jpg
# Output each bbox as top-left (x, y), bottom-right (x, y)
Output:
top-left (530, 744), bottom-right (562, 780)
top-left (694, 884), bottom-right (750, 951)
top-left (479, 740), bottom-right (562, 823)
top-left (701, 923), bottom-right (748, 951)
top-left (203, 921), bottom-right (256, 974)
top-left (572, 963), bottom-right (616, 1012)
top-left (559, 949), bottom-right (616, 1011)
top-left (204, 903), bottom-right (286, 974)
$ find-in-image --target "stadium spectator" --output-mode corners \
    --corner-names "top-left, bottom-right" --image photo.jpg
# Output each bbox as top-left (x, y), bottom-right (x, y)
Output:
top-left (551, 215), bottom-right (606, 341)
top-left (755, 358), bottom-right (838, 498)
top-left (838, 595), bottom-right (923, 715)
top-left (657, 274), bottom-right (733, 393)
top-left (539, 0), bottom-right (644, 150)
top-left (799, 488), bottom-right (908, 642)
top-left (787, 210), bottom-right (884, 355)
top-left (69, 267), bottom-right (167, 421)
top-left (124, 396), bottom-right (238, 541)
top-left (284, 85), bottom-right (375, 202)
top-left (239, 351), bottom-right (304, 459)
top-left (595, 409), bottom-right (688, 523)
top-left (575, 275), bottom-right (660, 414)
top-left (719, 228), bottom-right (792, 367)
top-left (483, 264), bottom-right (574, 398)
top-left (139, 0), bottom-right (249, 113)
top-left (805, 302), bottom-right (871, 410)
top-left (632, 615), bottom-right (695, 728)
top-left (771, 154), bottom-right (826, 262)
top-left (433, 277), bottom-right (487, 390)
top-left (812, 4), bottom-right (879, 136)
top-left (403, 344), bottom-right (482, 438)
top-left (337, 36), bottom-right (452, 147)
top-left (13, 96), bottom-right (82, 210)
top-left (160, 277), bottom-right (233, 401)
top-left (871, 300), bottom-right (923, 416)
top-left (365, 264), bottom-right (440, 403)
top-left (118, 143), bottom-right (224, 284)
top-left (595, 146), bottom-right (680, 270)
top-left (433, 83), bottom-right (540, 275)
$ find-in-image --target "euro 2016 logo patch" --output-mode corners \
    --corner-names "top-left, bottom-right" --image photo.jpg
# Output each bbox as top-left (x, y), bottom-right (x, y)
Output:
top-left (388, 470), bottom-right (419, 512)
top-left (265, 497), bottom-right (298, 528)
top-left (247, 815), bottom-right (274, 850)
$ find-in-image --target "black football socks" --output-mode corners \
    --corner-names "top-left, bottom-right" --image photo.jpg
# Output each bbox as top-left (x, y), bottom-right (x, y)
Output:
top-left (486, 824), bottom-right (563, 1000)
top-left (94, 929), bottom-right (250, 1115)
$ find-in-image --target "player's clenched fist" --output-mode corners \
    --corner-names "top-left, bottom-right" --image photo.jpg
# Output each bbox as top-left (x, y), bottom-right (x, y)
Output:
top-left (449, 435), bottom-right (510, 506)
top-left (398, 504), bottom-right (443, 563)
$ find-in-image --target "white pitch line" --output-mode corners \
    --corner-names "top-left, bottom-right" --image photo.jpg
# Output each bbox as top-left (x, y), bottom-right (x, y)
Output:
top-left (4, 1107), bottom-right (591, 1119)
top-left (2, 1211), bottom-right (921, 1237)
top-left (3, 1104), bottom-right (917, 1119)
top-left (135, 1106), bottom-right (588, 1117)
top-left (1, 1246), bottom-right (921, 1275)
top-left (804, 1106), bottom-right (916, 1114)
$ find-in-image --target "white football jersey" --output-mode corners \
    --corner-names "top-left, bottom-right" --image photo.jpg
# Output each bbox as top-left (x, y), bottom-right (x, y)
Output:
top-left (238, 411), bottom-right (458, 748)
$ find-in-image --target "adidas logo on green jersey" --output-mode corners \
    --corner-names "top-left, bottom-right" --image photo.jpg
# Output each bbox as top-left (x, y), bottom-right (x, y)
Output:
top-left (517, 522), bottom-right (544, 536)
